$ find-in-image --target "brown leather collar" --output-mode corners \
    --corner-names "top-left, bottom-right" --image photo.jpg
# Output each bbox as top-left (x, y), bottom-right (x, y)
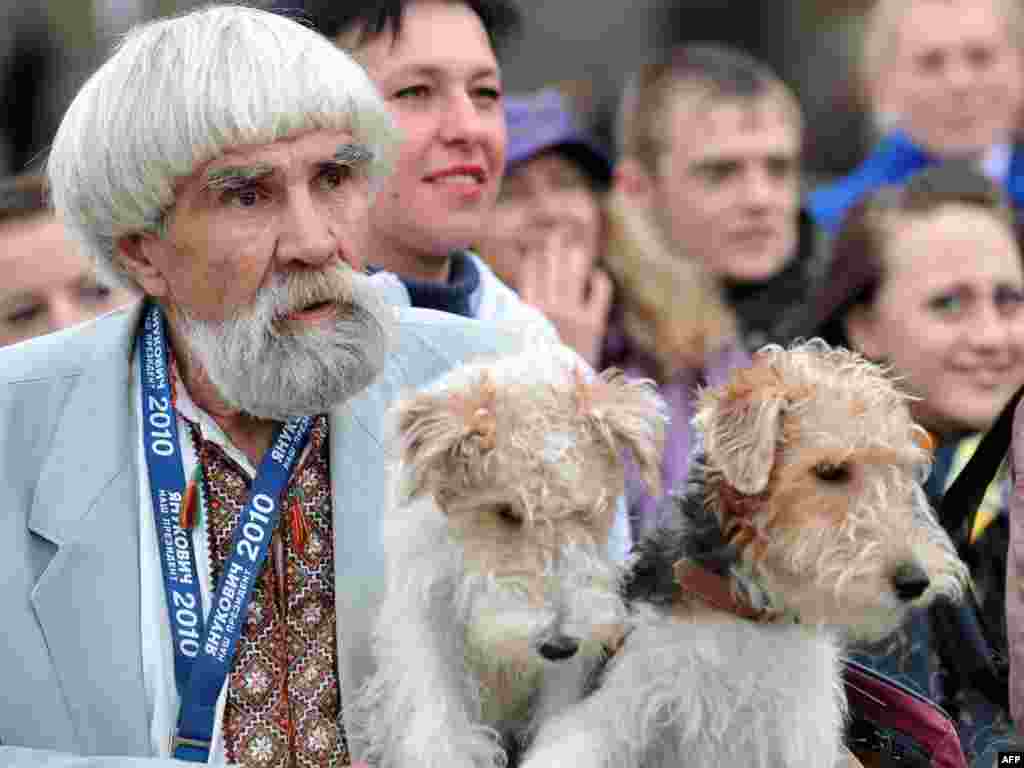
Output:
top-left (717, 481), bottom-right (768, 527)
top-left (672, 560), bottom-right (781, 623)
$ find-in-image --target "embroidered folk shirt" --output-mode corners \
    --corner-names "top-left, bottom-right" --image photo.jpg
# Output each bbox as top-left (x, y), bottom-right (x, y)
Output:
top-left (135, 352), bottom-right (346, 765)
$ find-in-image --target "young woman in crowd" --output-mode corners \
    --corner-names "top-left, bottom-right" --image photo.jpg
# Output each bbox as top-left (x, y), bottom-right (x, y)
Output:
top-left (812, 164), bottom-right (1024, 765)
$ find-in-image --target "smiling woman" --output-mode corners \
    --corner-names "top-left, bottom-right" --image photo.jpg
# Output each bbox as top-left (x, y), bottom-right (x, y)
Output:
top-left (0, 173), bottom-right (135, 347)
top-left (810, 163), bottom-right (1024, 764)
top-left (341, 0), bottom-right (508, 283)
top-left (813, 165), bottom-right (1024, 441)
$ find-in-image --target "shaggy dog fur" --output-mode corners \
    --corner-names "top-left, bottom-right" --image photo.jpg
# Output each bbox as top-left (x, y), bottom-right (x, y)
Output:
top-left (354, 344), bottom-right (668, 768)
top-left (520, 340), bottom-right (968, 768)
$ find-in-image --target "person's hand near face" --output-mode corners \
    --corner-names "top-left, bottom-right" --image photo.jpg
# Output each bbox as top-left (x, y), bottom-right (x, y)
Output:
top-left (484, 148), bottom-right (611, 366)
top-left (517, 229), bottom-right (612, 368)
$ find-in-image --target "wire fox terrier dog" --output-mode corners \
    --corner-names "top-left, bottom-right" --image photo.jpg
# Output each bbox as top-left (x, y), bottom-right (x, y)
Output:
top-left (521, 340), bottom-right (968, 768)
top-left (356, 344), bottom-right (667, 768)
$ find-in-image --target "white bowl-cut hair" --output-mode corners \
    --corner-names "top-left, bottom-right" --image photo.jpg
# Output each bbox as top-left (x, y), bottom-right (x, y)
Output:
top-left (47, 4), bottom-right (400, 289)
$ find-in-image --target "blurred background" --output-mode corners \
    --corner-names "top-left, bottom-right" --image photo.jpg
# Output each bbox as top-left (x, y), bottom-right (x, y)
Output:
top-left (0, 0), bottom-right (872, 180)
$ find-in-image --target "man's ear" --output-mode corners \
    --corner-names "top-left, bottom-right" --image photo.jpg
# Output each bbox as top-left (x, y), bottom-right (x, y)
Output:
top-left (844, 303), bottom-right (883, 361)
top-left (115, 232), bottom-right (171, 298)
top-left (613, 157), bottom-right (656, 206)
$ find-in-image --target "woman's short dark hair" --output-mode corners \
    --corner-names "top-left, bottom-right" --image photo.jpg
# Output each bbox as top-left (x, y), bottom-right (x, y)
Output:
top-left (274, 0), bottom-right (522, 56)
top-left (811, 163), bottom-right (1016, 348)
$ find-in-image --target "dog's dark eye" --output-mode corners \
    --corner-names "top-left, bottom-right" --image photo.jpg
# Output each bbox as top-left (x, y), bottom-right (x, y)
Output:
top-left (496, 504), bottom-right (522, 526)
top-left (813, 462), bottom-right (850, 483)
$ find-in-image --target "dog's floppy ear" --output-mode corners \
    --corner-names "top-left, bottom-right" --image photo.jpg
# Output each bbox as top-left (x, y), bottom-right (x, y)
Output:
top-left (395, 370), bottom-right (498, 499)
top-left (698, 363), bottom-right (787, 495)
top-left (574, 366), bottom-right (668, 495)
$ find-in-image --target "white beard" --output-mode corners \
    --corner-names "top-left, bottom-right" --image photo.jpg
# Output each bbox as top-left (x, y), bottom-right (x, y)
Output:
top-left (175, 264), bottom-right (393, 422)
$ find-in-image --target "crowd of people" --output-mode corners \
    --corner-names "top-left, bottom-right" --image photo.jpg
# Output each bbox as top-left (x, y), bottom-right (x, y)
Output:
top-left (2, 0), bottom-right (1024, 766)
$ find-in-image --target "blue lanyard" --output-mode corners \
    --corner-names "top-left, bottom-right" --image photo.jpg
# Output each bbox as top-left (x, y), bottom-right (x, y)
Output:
top-left (139, 303), bottom-right (314, 762)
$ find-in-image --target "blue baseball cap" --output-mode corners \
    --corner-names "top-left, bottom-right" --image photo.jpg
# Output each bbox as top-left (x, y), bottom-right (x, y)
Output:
top-left (504, 88), bottom-right (612, 187)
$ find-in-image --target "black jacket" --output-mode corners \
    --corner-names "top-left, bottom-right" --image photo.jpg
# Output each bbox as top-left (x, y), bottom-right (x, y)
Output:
top-left (723, 209), bottom-right (828, 353)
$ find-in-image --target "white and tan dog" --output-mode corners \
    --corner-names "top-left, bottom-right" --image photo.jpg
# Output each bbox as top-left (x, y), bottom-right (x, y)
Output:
top-left (356, 344), bottom-right (667, 768)
top-left (520, 340), bottom-right (968, 768)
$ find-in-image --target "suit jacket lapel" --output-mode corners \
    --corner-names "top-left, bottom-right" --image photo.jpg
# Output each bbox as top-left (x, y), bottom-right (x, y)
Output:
top-left (329, 380), bottom-right (391, 759)
top-left (29, 305), bottom-right (151, 756)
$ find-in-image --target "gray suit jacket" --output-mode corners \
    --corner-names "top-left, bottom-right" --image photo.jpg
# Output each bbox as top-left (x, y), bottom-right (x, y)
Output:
top-left (0, 300), bottom-right (526, 766)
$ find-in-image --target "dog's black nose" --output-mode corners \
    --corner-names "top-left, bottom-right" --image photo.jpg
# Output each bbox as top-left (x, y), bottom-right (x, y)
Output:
top-left (537, 635), bottom-right (580, 661)
top-left (892, 563), bottom-right (930, 601)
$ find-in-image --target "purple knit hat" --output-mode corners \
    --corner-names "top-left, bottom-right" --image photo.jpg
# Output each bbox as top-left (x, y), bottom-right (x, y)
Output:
top-left (504, 88), bottom-right (612, 186)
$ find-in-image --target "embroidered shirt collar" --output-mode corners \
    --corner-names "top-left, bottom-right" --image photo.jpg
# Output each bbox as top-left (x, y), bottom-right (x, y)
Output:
top-left (169, 357), bottom-right (258, 477)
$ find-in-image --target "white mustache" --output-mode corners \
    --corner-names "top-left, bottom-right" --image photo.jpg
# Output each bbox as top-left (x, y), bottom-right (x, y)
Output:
top-left (254, 264), bottom-right (360, 331)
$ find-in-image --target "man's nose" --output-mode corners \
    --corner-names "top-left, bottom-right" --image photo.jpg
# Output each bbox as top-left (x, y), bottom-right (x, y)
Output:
top-left (276, 188), bottom-right (336, 269)
top-left (945, 56), bottom-right (975, 94)
top-left (740, 168), bottom-right (778, 211)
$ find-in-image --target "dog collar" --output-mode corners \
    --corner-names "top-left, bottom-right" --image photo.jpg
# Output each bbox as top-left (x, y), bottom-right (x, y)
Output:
top-left (672, 561), bottom-right (788, 624)
top-left (717, 482), bottom-right (768, 528)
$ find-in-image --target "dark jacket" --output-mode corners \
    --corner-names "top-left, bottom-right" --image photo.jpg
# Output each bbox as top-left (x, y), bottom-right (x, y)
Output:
top-left (850, 437), bottom-right (1019, 766)
top-left (724, 208), bottom-right (828, 353)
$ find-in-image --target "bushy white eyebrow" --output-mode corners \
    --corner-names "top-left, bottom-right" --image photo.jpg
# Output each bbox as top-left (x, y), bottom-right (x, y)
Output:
top-left (202, 163), bottom-right (274, 191)
top-left (334, 143), bottom-right (374, 166)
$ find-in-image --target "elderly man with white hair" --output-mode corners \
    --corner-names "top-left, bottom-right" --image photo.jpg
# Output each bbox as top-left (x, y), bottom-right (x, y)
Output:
top-left (0, 5), bottom-right (531, 766)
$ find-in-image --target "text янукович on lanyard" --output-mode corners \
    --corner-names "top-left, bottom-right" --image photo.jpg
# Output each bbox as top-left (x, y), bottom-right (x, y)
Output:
top-left (139, 302), bottom-right (314, 763)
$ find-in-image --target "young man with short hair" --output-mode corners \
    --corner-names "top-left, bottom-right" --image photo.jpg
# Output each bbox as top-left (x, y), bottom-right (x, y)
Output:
top-left (615, 43), bottom-right (824, 351)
